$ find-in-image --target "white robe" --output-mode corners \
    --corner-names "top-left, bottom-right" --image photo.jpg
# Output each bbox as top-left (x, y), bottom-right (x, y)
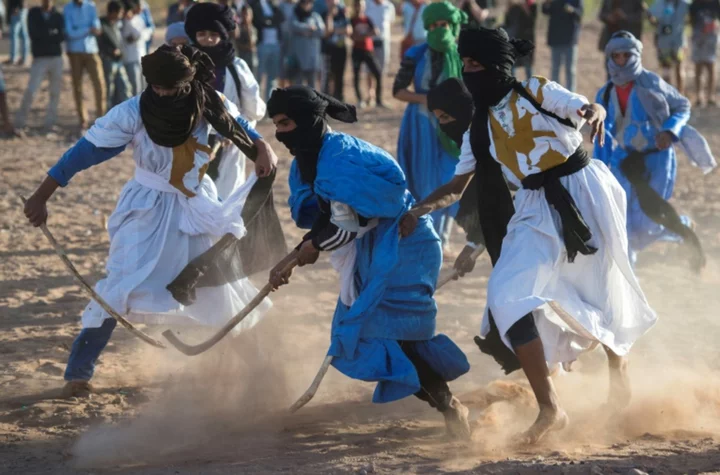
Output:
top-left (80, 95), bottom-right (270, 330)
top-left (214, 57), bottom-right (267, 200)
top-left (455, 78), bottom-right (657, 364)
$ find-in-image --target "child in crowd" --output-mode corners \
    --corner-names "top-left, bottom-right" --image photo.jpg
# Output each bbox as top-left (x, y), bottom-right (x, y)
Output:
top-left (648, 0), bottom-right (691, 93)
top-left (351, 0), bottom-right (383, 107)
top-left (690, 0), bottom-right (720, 105)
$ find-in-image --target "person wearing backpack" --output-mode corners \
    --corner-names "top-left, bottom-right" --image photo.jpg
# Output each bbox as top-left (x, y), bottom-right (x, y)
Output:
top-left (185, 2), bottom-right (266, 200)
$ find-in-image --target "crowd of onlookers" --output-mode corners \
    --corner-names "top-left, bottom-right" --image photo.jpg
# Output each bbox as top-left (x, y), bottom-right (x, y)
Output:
top-left (1, 0), bottom-right (720, 136)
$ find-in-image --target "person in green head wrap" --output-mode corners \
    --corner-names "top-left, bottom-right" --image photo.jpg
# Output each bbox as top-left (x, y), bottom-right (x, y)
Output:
top-left (393, 0), bottom-right (467, 252)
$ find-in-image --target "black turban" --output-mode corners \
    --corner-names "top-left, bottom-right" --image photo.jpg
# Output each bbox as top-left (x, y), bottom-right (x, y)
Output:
top-left (139, 44), bottom-right (256, 159)
top-left (458, 27), bottom-right (534, 77)
top-left (267, 85), bottom-right (357, 124)
top-left (268, 86), bottom-right (357, 183)
top-left (184, 2), bottom-right (236, 41)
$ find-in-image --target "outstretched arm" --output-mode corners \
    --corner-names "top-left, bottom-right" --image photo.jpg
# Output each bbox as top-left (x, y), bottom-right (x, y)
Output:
top-left (399, 172), bottom-right (474, 237)
top-left (25, 138), bottom-right (127, 226)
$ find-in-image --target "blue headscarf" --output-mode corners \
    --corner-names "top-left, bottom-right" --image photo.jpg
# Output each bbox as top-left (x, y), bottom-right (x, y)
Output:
top-left (605, 30), bottom-right (644, 86)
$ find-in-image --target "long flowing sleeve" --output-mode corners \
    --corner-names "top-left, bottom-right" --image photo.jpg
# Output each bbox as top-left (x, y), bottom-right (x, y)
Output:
top-left (48, 138), bottom-right (126, 187)
top-left (234, 59), bottom-right (267, 122)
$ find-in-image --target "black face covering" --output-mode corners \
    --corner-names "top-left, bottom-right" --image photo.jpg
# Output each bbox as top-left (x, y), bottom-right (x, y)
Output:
top-left (197, 41), bottom-right (236, 69)
top-left (462, 69), bottom-right (516, 109)
top-left (276, 117), bottom-right (328, 183)
top-left (268, 86), bottom-right (357, 185)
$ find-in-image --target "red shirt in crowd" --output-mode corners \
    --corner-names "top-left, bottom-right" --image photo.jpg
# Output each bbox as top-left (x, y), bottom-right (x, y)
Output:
top-left (351, 16), bottom-right (375, 51)
top-left (615, 82), bottom-right (634, 115)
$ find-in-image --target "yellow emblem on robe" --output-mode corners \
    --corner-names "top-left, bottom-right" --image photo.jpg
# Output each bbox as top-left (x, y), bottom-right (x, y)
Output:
top-left (169, 136), bottom-right (213, 197)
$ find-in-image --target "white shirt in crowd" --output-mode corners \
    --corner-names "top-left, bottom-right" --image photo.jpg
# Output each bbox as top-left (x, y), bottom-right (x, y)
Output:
top-left (366, 0), bottom-right (395, 42)
top-left (122, 14), bottom-right (152, 63)
top-left (401, 1), bottom-right (426, 43)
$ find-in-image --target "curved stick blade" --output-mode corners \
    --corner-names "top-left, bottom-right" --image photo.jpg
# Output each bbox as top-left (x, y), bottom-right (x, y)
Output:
top-left (21, 196), bottom-right (166, 349)
top-left (289, 355), bottom-right (334, 413)
top-left (162, 257), bottom-right (298, 356)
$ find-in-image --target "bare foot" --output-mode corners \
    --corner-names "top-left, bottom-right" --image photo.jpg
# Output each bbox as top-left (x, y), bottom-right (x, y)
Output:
top-left (516, 405), bottom-right (568, 445)
top-left (607, 355), bottom-right (631, 410)
top-left (443, 396), bottom-right (472, 440)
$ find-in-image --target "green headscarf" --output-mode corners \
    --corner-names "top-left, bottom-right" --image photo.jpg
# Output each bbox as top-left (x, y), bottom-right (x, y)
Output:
top-left (422, 1), bottom-right (467, 157)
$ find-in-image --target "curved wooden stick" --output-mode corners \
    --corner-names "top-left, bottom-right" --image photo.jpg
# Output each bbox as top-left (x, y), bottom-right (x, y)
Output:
top-left (163, 257), bottom-right (298, 355)
top-left (288, 245), bottom-right (487, 413)
top-left (21, 197), bottom-right (166, 349)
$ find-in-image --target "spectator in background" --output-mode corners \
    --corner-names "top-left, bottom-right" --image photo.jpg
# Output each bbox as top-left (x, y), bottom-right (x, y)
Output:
top-left (121, 0), bottom-right (152, 97)
top-left (139, 0), bottom-right (155, 53)
top-left (0, 0), bottom-right (7, 37)
top-left (351, 0), bottom-right (383, 108)
top-left (401, 0), bottom-right (427, 52)
top-left (6, 0), bottom-right (30, 66)
top-left (15, 0), bottom-right (64, 131)
top-left (459, 0), bottom-right (494, 28)
top-left (0, 66), bottom-right (17, 135)
top-left (165, 20), bottom-right (189, 45)
top-left (503, 0), bottom-right (537, 79)
top-left (690, 0), bottom-right (720, 106)
top-left (98, 0), bottom-right (131, 109)
top-left (252, 0), bottom-right (284, 100)
top-left (598, 0), bottom-right (646, 51)
top-left (278, 0), bottom-right (296, 88)
top-left (236, 5), bottom-right (257, 74)
top-left (166, 0), bottom-right (194, 25)
top-left (366, 0), bottom-right (394, 75)
top-left (542, 0), bottom-right (583, 92)
top-left (288, 0), bottom-right (325, 87)
top-left (322, 0), bottom-right (349, 100)
top-left (648, 0), bottom-right (691, 93)
top-left (64, 0), bottom-right (106, 129)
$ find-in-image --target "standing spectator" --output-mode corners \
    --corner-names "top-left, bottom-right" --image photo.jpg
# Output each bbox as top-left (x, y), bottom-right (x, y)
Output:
top-left (366, 0), bottom-right (394, 75)
top-left (121, 0), bottom-right (151, 97)
top-left (236, 5), bottom-right (257, 74)
top-left (139, 0), bottom-right (155, 53)
top-left (503, 0), bottom-right (538, 79)
top-left (64, 0), bottom-right (106, 129)
top-left (542, 0), bottom-right (583, 92)
top-left (15, 0), bottom-right (64, 131)
top-left (0, 66), bottom-right (17, 135)
top-left (278, 0), bottom-right (296, 88)
top-left (401, 0), bottom-right (427, 52)
top-left (649, 0), bottom-right (692, 93)
top-left (690, 0), bottom-right (720, 106)
top-left (322, 0), bottom-right (350, 100)
top-left (351, 0), bottom-right (383, 107)
top-left (6, 0), bottom-right (30, 65)
top-left (166, 0), bottom-right (194, 25)
top-left (288, 0), bottom-right (325, 87)
top-left (598, 0), bottom-right (646, 52)
top-left (0, 0), bottom-right (6, 37)
top-left (98, 0), bottom-right (131, 108)
top-left (252, 0), bottom-right (284, 100)
top-left (458, 0), bottom-right (494, 28)
top-left (165, 21), bottom-right (189, 45)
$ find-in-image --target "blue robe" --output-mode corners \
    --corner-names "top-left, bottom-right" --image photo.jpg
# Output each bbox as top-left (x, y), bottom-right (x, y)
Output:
top-left (289, 132), bottom-right (469, 403)
top-left (396, 43), bottom-right (459, 241)
top-left (594, 82), bottom-right (690, 257)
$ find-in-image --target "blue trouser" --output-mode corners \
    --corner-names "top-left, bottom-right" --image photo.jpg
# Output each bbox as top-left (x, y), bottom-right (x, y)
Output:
top-left (9, 10), bottom-right (29, 63)
top-left (550, 44), bottom-right (578, 92)
top-left (64, 318), bottom-right (117, 381)
top-left (102, 58), bottom-right (131, 108)
top-left (256, 42), bottom-right (281, 102)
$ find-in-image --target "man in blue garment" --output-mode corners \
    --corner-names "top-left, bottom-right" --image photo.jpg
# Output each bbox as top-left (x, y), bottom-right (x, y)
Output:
top-left (595, 31), bottom-right (714, 271)
top-left (266, 86), bottom-right (472, 439)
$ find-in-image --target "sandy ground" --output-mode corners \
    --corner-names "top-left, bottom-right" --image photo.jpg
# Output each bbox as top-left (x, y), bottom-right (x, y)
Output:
top-left (3, 15), bottom-right (720, 475)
